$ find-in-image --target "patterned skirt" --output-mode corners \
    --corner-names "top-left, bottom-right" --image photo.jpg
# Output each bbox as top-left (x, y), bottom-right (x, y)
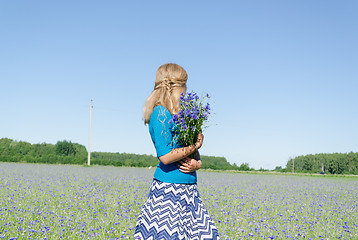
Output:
top-left (134, 179), bottom-right (220, 240)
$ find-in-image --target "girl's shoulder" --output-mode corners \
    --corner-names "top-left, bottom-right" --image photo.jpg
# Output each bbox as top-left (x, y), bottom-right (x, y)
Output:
top-left (150, 105), bottom-right (172, 126)
top-left (152, 105), bottom-right (170, 116)
top-left (149, 105), bottom-right (172, 129)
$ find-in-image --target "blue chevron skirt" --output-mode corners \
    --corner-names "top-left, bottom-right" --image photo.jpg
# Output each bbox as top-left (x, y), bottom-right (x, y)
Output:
top-left (134, 179), bottom-right (220, 240)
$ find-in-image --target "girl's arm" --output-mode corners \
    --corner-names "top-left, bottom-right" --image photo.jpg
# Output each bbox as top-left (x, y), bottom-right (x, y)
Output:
top-left (159, 133), bottom-right (203, 165)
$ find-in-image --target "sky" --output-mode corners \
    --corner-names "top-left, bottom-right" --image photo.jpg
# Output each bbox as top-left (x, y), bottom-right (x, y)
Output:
top-left (1, 1), bottom-right (357, 170)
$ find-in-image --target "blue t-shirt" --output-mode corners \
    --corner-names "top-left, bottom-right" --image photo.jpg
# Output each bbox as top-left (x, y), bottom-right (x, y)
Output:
top-left (149, 105), bottom-right (197, 184)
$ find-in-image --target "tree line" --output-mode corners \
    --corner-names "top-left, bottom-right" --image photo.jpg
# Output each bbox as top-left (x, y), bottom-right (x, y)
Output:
top-left (0, 138), bottom-right (358, 175)
top-left (0, 138), bottom-right (88, 165)
top-left (2, 138), bottom-right (357, 174)
top-left (283, 152), bottom-right (358, 175)
top-left (0, 138), bottom-right (250, 170)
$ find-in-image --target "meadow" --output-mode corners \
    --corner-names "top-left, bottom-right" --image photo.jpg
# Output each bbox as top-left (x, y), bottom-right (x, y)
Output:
top-left (0, 162), bottom-right (357, 239)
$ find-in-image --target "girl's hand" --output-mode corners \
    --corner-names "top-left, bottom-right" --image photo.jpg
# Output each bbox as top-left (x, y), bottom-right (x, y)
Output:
top-left (178, 157), bottom-right (202, 173)
top-left (195, 133), bottom-right (204, 149)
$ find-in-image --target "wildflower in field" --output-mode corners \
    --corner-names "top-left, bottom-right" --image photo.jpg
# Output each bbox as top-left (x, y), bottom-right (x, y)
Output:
top-left (169, 91), bottom-right (212, 148)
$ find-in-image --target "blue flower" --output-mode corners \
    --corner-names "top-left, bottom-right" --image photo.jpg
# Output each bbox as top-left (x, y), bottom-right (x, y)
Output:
top-left (169, 90), bottom-right (212, 146)
top-left (191, 113), bottom-right (198, 119)
top-left (205, 103), bottom-right (211, 111)
top-left (173, 114), bottom-right (178, 123)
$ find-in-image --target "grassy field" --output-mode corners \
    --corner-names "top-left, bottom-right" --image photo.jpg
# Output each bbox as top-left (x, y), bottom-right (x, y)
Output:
top-left (0, 162), bottom-right (357, 239)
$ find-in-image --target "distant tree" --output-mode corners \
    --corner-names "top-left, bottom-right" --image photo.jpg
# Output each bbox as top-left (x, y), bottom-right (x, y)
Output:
top-left (274, 166), bottom-right (282, 172)
top-left (328, 157), bottom-right (344, 174)
top-left (56, 140), bottom-right (77, 156)
top-left (238, 162), bottom-right (250, 171)
top-left (302, 157), bottom-right (313, 172)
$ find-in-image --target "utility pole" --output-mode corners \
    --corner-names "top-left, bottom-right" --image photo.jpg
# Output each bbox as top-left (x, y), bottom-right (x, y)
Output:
top-left (88, 100), bottom-right (93, 166)
top-left (292, 158), bottom-right (295, 174)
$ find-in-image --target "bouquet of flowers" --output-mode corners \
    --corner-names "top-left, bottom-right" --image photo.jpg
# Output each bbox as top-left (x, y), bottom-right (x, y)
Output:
top-left (169, 91), bottom-right (212, 157)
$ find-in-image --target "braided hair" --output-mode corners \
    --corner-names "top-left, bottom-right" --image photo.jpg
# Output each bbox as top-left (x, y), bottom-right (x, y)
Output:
top-left (143, 63), bottom-right (188, 124)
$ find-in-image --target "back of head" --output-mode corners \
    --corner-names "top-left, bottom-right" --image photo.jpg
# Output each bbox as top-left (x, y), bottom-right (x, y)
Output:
top-left (143, 63), bottom-right (188, 124)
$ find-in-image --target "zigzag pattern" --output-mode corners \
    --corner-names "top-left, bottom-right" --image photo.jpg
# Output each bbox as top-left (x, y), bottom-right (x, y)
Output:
top-left (134, 180), bottom-right (220, 240)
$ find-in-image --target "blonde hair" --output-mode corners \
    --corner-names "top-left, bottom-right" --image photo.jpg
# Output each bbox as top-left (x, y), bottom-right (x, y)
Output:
top-left (143, 63), bottom-right (188, 124)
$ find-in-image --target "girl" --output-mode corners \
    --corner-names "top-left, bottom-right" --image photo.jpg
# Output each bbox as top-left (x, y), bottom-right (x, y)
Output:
top-left (134, 63), bottom-right (220, 240)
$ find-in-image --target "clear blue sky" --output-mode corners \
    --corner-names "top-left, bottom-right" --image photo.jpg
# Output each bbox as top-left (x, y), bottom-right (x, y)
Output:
top-left (1, 1), bottom-right (357, 170)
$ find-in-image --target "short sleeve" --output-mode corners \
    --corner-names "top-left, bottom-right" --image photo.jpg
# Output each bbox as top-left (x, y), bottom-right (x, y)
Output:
top-left (148, 106), bottom-right (174, 157)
